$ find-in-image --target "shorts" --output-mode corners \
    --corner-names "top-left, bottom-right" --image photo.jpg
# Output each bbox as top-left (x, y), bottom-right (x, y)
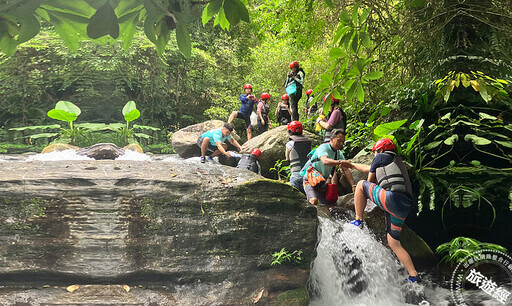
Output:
top-left (303, 176), bottom-right (327, 204)
top-left (289, 172), bottom-right (305, 195)
top-left (197, 136), bottom-right (217, 156)
top-left (362, 181), bottom-right (412, 240)
top-left (235, 111), bottom-right (252, 129)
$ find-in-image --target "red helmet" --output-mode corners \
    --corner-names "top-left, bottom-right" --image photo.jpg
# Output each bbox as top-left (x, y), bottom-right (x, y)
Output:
top-left (289, 61), bottom-right (299, 69)
top-left (287, 121), bottom-right (303, 134)
top-left (281, 94), bottom-right (289, 100)
top-left (261, 92), bottom-right (270, 100)
top-left (332, 96), bottom-right (341, 103)
top-left (250, 148), bottom-right (262, 158)
top-left (372, 138), bottom-right (395, 152)
top-left (306, 89), bottom-right (313, 95)
top-left (244, 84), bottom-right (253, 90)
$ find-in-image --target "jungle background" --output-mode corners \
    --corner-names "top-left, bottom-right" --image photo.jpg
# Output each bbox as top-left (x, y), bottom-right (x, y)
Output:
top-left (1, 0), bottom-right (512, 260)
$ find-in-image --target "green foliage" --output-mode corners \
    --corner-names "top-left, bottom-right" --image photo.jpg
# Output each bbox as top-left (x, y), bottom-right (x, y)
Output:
top-left (436, 237), bottom-right (507, 265)
top-left (269, 159), bottom-right (290, 181)
top-left (0, 0), bottom-right (251, 57)
top-left (271, 248), bottom-right (303, 266)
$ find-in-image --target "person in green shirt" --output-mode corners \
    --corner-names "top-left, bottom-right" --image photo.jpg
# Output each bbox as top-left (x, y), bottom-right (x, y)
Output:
top-left (197, 123), bottom-right (243, 163)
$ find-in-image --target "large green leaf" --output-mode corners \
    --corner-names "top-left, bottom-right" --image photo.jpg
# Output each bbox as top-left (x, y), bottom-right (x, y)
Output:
top-left (45, 10), bottom-right (90, 51)
top-left (374, 119), bottom-right (407, 137)
top-left (87, 0), bottom-right (119, 39)
top-left (356, 81), bottom-right (364, 102)
top-left (133, 124), bottom-right (160, 131)
top-left (47, 109), bottom-right (78, 122)
top-left (29, 133), bottom-right (60, 139)
top-left (123, 101), bottom-right (140, 122)
top-left (464, 134), bottom-right (491, 146)
top-left (55, 101), bottom-right (81, 116)
top-left (9, 124), bottom-right (61, 131)
top-left (202, 0), bottom-right (222, 26)
top-left (444, 134), bottom-right (459, 145)
top-left (495, 140), bottom-right (512, 148)
top-left (75, 123), bottom-right (110, 131)
top-left (424, 140), bottom-right (443, 150)
top-left (176, 21), bottom-right (191, 58)
top-left (122, 100), bottom-right (137, 116)
top-left (223, 0), bottom-right (249, 25)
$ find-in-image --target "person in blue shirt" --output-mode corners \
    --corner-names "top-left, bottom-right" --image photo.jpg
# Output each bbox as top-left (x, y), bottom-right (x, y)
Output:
top-left (197, 123), bottom-right (243, 163)
top-left (228, 83), bottom-right (257, 140)
top-left (348, 138), bottom-right (419, 283)
top-left (300, 129), bottom-right (355, 206)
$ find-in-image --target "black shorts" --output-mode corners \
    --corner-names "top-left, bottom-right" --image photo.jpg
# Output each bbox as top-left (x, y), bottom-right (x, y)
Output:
top-left (235, 111), bottom-right (252, 129)
top-left (197, 136), bottom-right (217, 156)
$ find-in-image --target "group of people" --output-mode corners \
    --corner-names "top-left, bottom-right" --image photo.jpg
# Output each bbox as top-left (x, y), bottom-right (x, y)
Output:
top-left (195, 60), bottom-right (419, 284)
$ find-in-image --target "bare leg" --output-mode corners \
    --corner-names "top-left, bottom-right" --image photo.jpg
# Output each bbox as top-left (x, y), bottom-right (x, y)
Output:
top-left (247, 127), bottom-right (252, 140)
top-left (228, 111), bottom-right (237, 124)
top-left (354, 180), bottom-right (367, 220)
top-left (387, 233), bottom-right (418, 277)
top-left (200, 137), bottom-right (210, 158)
top-left (309, 197), bottom-right (318, 206)
top-left (211, 144), bottom-right (228, 157)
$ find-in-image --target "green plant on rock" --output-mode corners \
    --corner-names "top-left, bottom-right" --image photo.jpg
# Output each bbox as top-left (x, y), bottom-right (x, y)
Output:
top-left (436, 237), bottom-right (507, 266)
top-left (271, 248), bottom-right (303, 266)
top-left (270, 159), bottom-right (291, 181)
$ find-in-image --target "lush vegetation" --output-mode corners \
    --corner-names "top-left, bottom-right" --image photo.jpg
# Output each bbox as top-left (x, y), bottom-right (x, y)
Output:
top-left (1, 0), bottom-right (512, 250)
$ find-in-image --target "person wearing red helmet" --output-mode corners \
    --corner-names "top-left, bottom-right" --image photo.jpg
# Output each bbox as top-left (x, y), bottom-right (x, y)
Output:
top-left (228, 83), bottom-right (258, 140)
top-left (304, 89), bottom-right (317, 118)
top-left (284, 61), bottom-right (305, 121)
top-left (285, 121), bottom-right (311, 194)
top-left (275, 94), bottom-right (292, 126)
top-left (317, 94), bottom-right (347, 143)
top-left (256, 92), bottom-right (272, 133)
top-left (236, 148), bottom-right (262, 174)
top-left (348, 138), bottom-right (419, 283)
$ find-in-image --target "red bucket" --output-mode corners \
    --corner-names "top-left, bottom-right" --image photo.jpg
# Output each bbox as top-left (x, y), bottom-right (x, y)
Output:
top-left (326, 183), bottom-right (338, 204)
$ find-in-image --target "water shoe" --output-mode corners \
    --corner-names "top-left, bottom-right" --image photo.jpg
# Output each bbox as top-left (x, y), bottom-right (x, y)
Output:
top-left (200, 157), bottom-right (206, 163)
top-left (406, 275), bottom-right (419, 283)
top-left (350, 219), bottom-right (364, 228)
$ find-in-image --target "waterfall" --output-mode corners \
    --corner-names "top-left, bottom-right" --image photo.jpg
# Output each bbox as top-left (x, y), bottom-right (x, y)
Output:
top-left (309, 216), bottom-right (429, 306)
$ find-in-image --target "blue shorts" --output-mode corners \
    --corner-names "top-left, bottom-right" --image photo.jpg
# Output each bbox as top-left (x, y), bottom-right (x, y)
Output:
top-left (362, 181), bottom-right (412, 240)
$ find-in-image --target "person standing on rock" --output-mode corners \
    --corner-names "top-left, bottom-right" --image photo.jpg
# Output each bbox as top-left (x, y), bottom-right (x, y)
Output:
top-left (300, 129), bottom-right (354, 206)
top-left (275, 94), bottom-right (292, 126)
top-left (197, 123), bottom-right (243, 163)
top-left (257, 92), bottom-right (272, 133)
top-left (284, 60), bottom-right (305, 121)
top-left (285, 121), bottom-right (311, 195)
top-left (348, 138), bottom-right (419, 283)
top-left (228, 84), bottom-right (257, 141)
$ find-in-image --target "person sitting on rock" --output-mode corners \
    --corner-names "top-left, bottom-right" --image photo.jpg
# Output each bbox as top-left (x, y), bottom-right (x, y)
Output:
top-left (235, 148), bottom-right (262, 174)
top-left (348, 138), bottom-right (419, 283)
top-left (197, 123), bottom-right (243, 163)
top-left (228, 83), bottom-right (257, 140)
top-left (285, 121), bottom-right (311, 194)
top-left (300, 129), bottom-right (355, 206)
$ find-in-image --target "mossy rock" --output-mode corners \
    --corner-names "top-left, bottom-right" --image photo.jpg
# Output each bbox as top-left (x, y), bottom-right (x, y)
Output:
top-left (274, 287), bottom-right (309, 306)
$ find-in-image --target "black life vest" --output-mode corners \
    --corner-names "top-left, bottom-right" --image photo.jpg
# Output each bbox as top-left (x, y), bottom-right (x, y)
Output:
top-left (277, 104), bottom-right (291, 125)
top-left (236, 154), bottom-right (259, 174)
top-left (323, 108), bottom-right (346, 143)
top-left (257, 101), bottom-right (270, 124)
top-left (375, 152), bottom-right (412, 196)
top-left (289, 135), bottom-right (312, 173)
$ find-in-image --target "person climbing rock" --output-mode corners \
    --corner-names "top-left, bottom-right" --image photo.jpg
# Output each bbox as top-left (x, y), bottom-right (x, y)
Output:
top-left (285, 121), bottom-right (311, 194)
top-left (257, 92), bottom-right (272, 133)
top-left (317, 95), bottom-right (347, 143)
top-left (304, 89), bottom-right (317, 118)
top-left (284, 60), bottom-right (305, 121)
top-left (300, 129), bottom-right (354, 206)
top-left (275, 94), bottom-right (292, 126)
top-left (348, 138), bottom-right (419, 283)
top-left (236, 148), bottom-right (262, 174)
top-left (197, 123), bottom-right (243, 163)
top-left (228, 83), bottom-right (257, 140)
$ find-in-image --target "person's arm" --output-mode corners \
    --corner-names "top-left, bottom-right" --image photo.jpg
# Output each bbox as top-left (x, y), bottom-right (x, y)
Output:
top-left (286, 104), bottom-right (292, 116)
top-left (285, 146), bottom-right (291, 161)
top-left (229, 138), bottom-right (243, 150)
top-left (342, 166), bottom-right (357, 192)
top-left (215, 141), bottom-right (231, 157)
top-left (257, 103), bottom-right (265, 125)
top-left (351, 163), bottom-right (371, 173)
top-left (317, 120), bottom-right (332, 130)
top-left (320, 155), bottom-right (346, 167)
top-left (275, 104), bottom-right (280, 117)
top-left (367, 172), bottom-right (377, 183)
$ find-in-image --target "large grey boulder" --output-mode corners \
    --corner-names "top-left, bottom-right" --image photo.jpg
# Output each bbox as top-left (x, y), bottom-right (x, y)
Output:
top-left (241, 126), bottom-right (323, 178)
top-left (171, 120), bottom-right (241, 158)
top-left (0, 159), bottom-right (316, 305)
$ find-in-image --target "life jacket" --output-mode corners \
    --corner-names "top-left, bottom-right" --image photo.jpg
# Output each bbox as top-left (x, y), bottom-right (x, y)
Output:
top-left (307, 96), bottom-right (317, 113)
top-left (289, 135), bottom-right (312, 173)
top-left (277, 104), bottom-right (291, 125)
top-left (323, 108), bottom-right (347, 143)
top-left (236, 154), bottom-right (259, 174)
top-left (257, 101), bottom-right (270, 124)
top-left (375, 152), bottom-right (412, 196)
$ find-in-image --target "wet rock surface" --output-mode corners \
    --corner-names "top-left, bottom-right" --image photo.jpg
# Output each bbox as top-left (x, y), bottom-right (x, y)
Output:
top-left (77, 143), bottom-right (126, 160)
top-left (0, 159), bottom-right (316, 305)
